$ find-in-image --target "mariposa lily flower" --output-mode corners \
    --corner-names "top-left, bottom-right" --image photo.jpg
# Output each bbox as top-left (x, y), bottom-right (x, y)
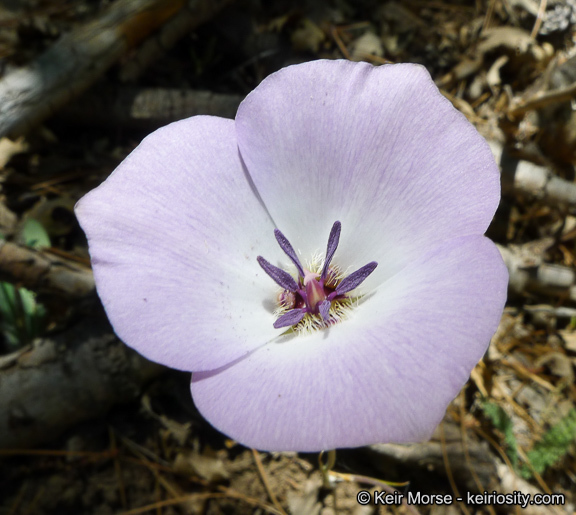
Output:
top-left (75, 60), bottom-right (508, 452)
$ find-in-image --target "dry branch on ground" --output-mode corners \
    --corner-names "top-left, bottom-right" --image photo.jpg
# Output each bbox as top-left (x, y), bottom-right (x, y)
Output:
top-left (0, 241), bottom-right (94, 297)
top-left (0, 318), bottom-right (164, 449)
top-left (0, 0), bottom-right (230, 139)
top-left (58, 86), bottom-right (243, 130)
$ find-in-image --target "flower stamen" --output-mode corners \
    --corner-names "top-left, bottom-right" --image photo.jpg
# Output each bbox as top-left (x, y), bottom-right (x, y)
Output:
top-left (257, 221), bottom-right (378, 331)
top-left (256, 256), bottom-right (298, 291)
top-left (274, 228), bottom-right (306, 279)
top-left (329, 261), bottom-right (378, 298)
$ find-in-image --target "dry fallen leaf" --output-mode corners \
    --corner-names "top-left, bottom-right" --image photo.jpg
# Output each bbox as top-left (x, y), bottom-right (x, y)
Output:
top-left (0, 136), bottom-right (28, 169)
top-left (173, 451), bottom-right (230, 482)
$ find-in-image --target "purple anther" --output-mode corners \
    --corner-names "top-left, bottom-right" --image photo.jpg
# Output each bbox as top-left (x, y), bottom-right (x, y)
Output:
top-left (321, 221), bottom-right (341, 281)
top-left (330, 261), bottom-right (378, 298)
top-left (318, 300), bottom-right (331, 322)
top-left (274, 229), bottom-right (305, 278)
top-left (257, 256), bottom-right (298, 291)
top-left (274, 308), bottom-right (307, 328)
top-left (278, 290), bottom-right (296, 309)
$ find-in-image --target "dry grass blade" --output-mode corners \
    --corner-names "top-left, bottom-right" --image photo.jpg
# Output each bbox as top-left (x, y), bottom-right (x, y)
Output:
top-left (440, 423), bottom-right (470, 515)
top-left (530, 0), bottom-right (548, 39)
top-left (251, 449), bottom-right (287, 515)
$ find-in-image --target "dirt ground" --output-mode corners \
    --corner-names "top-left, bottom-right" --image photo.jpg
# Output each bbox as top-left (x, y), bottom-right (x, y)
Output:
top-left (1, 0), bottom-right (575, 514)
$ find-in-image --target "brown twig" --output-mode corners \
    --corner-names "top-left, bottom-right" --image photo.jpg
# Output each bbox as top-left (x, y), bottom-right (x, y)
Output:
top-left (440, 423), bottom-right (470, 515)
top-left (330, 26), bottom-right (352, 60)
top-left (508, 81), bottom-right (576, 117)
top-left (0, 448), bottom-right (116, 458)
top-left (457, 392), bottom-right (496, 515)
top-left (251, 449), bottom-right (287, 515)
top-left (122, 440), bottom-right (285, 515)
top-left (530, 0), bottom-right (548, 39)
top-left (329, 470), bottom-right (420, 515)
top-left (482, 0), bottom-right (497, 32)
top-left (110, 428), bottom-right (128, 510)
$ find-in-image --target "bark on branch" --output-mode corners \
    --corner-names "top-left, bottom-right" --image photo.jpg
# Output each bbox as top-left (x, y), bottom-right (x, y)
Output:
top-left (0, 0), bottom-right (230, 139)
top-left (0, 318), bottom-right (164, 449)
top-left (0, 241), bottom-right (94, 297)
top-left (497, 241), bottom-right (576, 301)
top-left (489, 140), bottom-right (576, 210)
top-left (58, 86), bottom-right (243, 130)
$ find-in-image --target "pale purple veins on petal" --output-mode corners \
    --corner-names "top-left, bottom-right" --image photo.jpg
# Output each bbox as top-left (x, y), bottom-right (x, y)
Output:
top-left (257, 256), bottom-right (298, 291)
top-left (331, 261), bottom-right (378, 297)
top-left (321, 221), bottom-right (341, 281)
top-left (274, 308), bottom-right (307, 328)
top-left (274, 229), bottom-right (305, 278)
top-left (318, 300), bottom-right (331, 321)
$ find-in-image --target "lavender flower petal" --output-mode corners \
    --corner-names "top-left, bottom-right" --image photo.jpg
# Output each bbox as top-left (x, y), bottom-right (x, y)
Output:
top-left (75, 117), bottom-right (282, 372)
top-left (236, 60), bottom-right (500, 287)
top-left (257, 256), bottom-right (298, 291)
top-left (192, 236), bottom-right (507, 452)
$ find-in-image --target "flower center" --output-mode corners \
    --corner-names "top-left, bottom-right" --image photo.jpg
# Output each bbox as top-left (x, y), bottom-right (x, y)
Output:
top-left (257, 221), bottom-right (377, 331)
